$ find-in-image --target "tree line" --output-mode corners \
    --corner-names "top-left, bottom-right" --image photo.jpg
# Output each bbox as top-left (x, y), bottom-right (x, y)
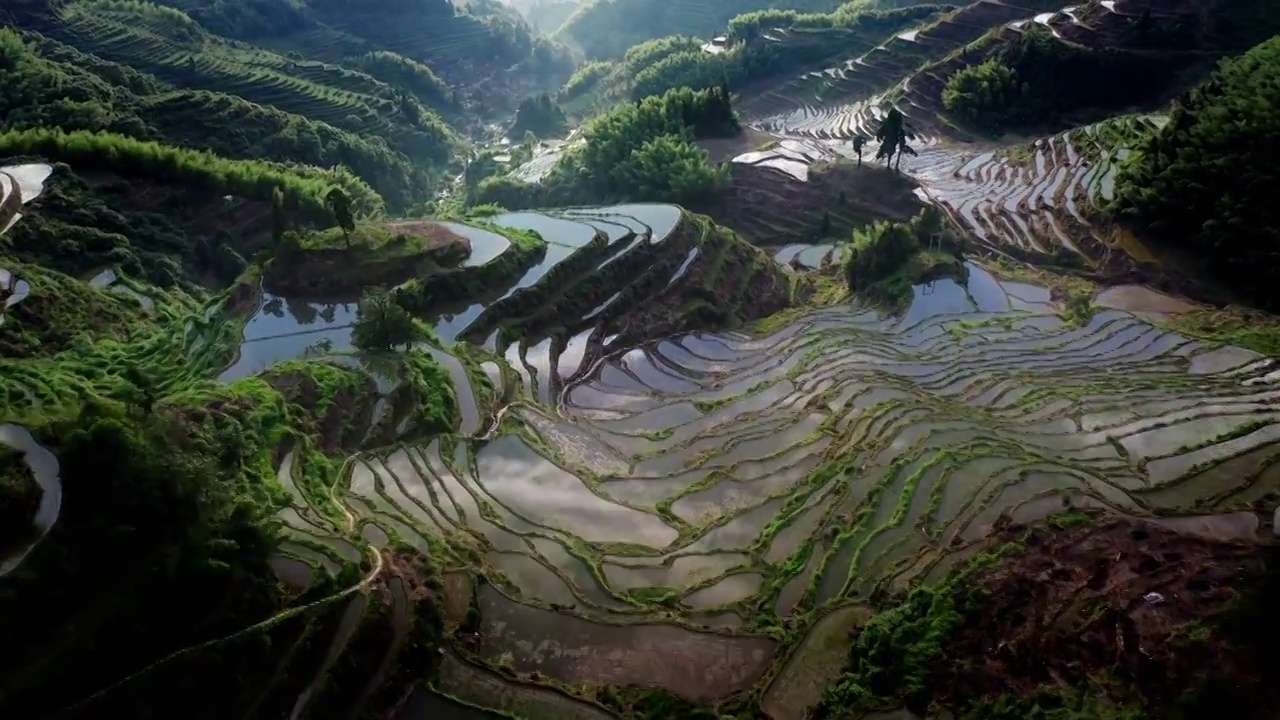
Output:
top-left (1, 27), bottom-right (435, 210)
top-left (0, 127), bottom-right (381, 217)
top-left (562, 5), bottom-right (948, 107)
top-left (1112, 34), bottom-right (1280, 310)
top-left (942, 24), bottom-right (1183, 135)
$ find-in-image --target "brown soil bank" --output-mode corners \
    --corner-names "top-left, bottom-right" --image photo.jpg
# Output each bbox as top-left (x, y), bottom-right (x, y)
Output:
top-left (702, 163), bottom-right (921, 247)
top-left (929, 516), bottom-right (1280, 718)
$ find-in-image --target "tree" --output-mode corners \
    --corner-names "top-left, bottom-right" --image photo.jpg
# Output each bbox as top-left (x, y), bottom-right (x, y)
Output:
top-left (852, 136), bottom-right (866, 167)
top-left (875, 108), bottom-right (911, 171)
top-left (352, 289), bottom-right (424, 352)
top-left (820, 211), bottom-right (831, 236)
top-left (326, 187), bottom-right (356, 249)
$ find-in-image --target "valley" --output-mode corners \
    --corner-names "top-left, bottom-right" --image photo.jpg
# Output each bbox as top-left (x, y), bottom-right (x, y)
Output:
top-left (1, 0), bottom-right (1279, 718)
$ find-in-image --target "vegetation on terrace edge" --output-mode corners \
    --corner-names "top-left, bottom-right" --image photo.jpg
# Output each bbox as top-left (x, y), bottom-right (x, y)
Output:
top-left (844, 206), bottom-right (961, 309)
top-left (0, 238), bottom-right (460, 714)
top-left (559, 3), bottom-right (949, 109)
top-left (510, 92), bottom-right (570, 138)
top-left (474, 85), bottom-right (737, 208)
top-left (1112, 34), bottom-right (1280, 312)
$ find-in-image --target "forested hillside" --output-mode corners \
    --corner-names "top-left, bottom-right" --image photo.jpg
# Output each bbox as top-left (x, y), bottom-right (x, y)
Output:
top-left (1113, 34), bottom-right (1280, 309)
top-left (562, 3), bottom-right (948, 108)
top-left (557, 0), bottom-right (923, 59)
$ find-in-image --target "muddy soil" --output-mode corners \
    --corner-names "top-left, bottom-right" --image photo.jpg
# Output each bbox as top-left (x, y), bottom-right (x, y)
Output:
top-left (929, 516), bottom-right (1279, 717)
top-left (703, 163), bottom-right (921, 246)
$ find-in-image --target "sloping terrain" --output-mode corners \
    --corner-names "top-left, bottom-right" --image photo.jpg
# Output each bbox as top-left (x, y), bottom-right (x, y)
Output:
top-left (2, 0), bottom-right (1280, 717)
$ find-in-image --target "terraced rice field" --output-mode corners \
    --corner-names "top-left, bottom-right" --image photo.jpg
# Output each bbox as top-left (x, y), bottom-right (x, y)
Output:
top-left (274, 244), bottom-right (1279, 711)
top-left (727, 0), bottom-right (1180, 264)
top-left (734, 90), bottom-right (1168, 263)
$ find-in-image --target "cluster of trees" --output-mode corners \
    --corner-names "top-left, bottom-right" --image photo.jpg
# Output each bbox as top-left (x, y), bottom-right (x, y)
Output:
top-left (348, 50), bottom-right (456, 114)
top-left (845, 206), bottom-right (951, 305)
top-left (476, 85), bottom-right (736, 208)
top-left (557, 0), bottom-right (889, 59)
top-left (509, 93), bottom-right (570, 138)
top-left (351, 288), bottom-right (428, 351)
top-left (561, 59), bottom-right (616, 101)
top-left (561, 4), bottom-right (945, 106)
top-left (942, 24), bottom-right (1177, 134)
top-left (1112, 35), bottom-right (1280, 309)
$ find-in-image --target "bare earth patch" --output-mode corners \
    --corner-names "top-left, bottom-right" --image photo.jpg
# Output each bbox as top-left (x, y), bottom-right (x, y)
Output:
top-left (384, 220), bottom-right (471, 253)
top-left (476, 586), bottom-right (776, 702)
top-left (930, 516), bottom-right (1278, 714)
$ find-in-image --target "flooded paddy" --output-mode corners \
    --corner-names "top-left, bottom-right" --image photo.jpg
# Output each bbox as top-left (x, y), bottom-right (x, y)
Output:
top-left (394, 270), bottom-right (1280, 632)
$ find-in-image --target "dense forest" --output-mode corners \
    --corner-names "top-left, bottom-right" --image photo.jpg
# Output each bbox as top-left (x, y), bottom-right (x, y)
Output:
top-left (560, 3), bottom-right (946, 109)
top-left (941, 24), bottom-right (1179, 135)
top-left (1112, 34), bottom-right (1280, 310)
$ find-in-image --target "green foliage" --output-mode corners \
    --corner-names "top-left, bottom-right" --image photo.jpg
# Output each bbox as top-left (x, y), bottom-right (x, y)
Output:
top-left (0, 27), bottom-right (432, 210)
top-left (614, 133), bottom-right (730, 203)
top-left (816, 586), bottom-right (965, 716)
top-left (942, 25), bottom-right (1176, 134)
top-left (568, 4), bottom-right (946, 106)
top-left (351, 288), bottom-right (427, 352)
top-left (509, 93), bottom-right (569, 138)
top-left (347, 50), bottom-right (453, 111)
top-left (0, 127), bottom-right (382, 218)
top-left (1112, 35), bottom-right (1280, 309)
top-left (560, 59), bottom-right (617, 101)
top-left (476, 85), bottom-right (737, 208)
top-left (404, 348), bottom-right (460, 435)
